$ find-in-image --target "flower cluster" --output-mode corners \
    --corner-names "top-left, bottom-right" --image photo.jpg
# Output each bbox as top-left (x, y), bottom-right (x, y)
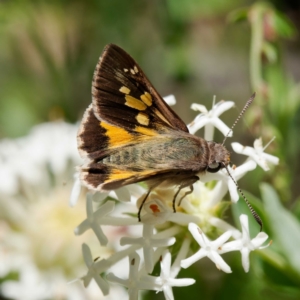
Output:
top-left (0, 122), bottom-right (104, 299)
top-left (72, 96), bottom-right (278, 300)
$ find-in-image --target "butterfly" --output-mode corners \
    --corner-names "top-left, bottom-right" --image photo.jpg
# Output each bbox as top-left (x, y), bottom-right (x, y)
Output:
top-left (77, 44), bottom-right (235, 221)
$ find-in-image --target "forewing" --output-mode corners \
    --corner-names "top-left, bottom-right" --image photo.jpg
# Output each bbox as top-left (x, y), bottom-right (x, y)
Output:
top-left (91, 44), bottom-right (189, 133)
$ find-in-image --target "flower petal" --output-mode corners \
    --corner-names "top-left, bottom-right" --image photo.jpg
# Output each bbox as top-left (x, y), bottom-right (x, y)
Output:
top-left (251, 232), bottom-right (269, 248)
top-left (212, 101), bottom-right (235, 116)
top-left (163, 94), bottom-right (176, 106)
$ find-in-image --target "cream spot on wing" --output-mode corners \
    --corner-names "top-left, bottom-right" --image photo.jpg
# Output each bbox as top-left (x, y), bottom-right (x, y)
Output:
top-left (130, 68), bottom-right (136, 75)
top-left (154, 109), bottom-right (171, 125)
top-left (136, 113), bottom-right (149, 126)
top-left (134, 65), bottom-right (138, 73)
top-left (140, 92), bottom-right (152, 106)
top-left (125, 95), bottom-right (147, 110)
top-left (124, 68), bottom-right (129, 72)
top-left (119, 86), bottom-right (130, 94)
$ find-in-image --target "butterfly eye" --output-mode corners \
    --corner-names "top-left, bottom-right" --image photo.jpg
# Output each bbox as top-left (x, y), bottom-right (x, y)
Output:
top-left (207, 162), bottom-right (221, 173)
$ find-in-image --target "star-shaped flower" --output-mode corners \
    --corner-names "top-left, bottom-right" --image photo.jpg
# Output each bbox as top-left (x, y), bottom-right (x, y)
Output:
top-left (188, 100), bottom-right (234, 140)
top-left (219, 214), bottom-right (269, 272)
top-left (81, 243), bottom-right (110, 295)
top-left (120, 224), bottom-right (176, 273)
top-left (181, 223), bottom-right (232, 273)
top-left (107, 252), bottom-right (152, 300)
top-left (74, 194), bottom-right (115, 246)
top-left (141, 250), bottom-right (195, 300)
top-left (231, 137), bottom-right (279, 171)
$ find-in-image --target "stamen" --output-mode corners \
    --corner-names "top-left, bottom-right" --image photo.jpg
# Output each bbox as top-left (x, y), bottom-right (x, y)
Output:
top-left (263, 136), bottom-right (276, 151)
top-left (259, 239), bottom-right (272, 249)
top-left (212, 95), bottom-right (216, 110)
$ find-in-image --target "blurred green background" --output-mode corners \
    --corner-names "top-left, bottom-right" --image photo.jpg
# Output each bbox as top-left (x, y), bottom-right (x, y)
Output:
top-left (1, 0), bottom-right (300, 299)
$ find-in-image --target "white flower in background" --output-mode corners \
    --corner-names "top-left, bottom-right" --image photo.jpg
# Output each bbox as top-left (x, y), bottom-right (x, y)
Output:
top-left (0, 121), bottom-right (81, 196)
top-left (1, 263), bottom-right (50, 300)
top-left (106, 252), bottom-right (147, 300)
top-left (231, 137), bottom-right (279, 171)
top-left (81, 243), bottom-right (110, 294)
top-left (75, 196), bottom-right (116, 246)
top-left (163, 94), bottom-right (177, 106)
top-left (188, 98), bottom-right (234, 140)
top-left (0, 121), bottom-right (125, 299)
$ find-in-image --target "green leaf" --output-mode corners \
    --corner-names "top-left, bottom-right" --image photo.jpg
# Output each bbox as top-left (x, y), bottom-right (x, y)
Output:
top-left (274, 11), bottom-right (297, 39)
top-left (227, 7), bottom-right (249, 24)
top-left (260, 183), bottom-right (300, 275)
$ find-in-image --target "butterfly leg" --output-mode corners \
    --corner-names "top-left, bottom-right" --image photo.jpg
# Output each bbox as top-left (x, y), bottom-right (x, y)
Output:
top-left (172, 187), bottom-right (182, 213)
top-left (172, 176), bottom-right (199, 212)
top-left (138, 181), bottom-right (161, 222)
top-left (138, 189), bottom-right (152, 222)
top-left (178, 184), bottom-right (194, 206)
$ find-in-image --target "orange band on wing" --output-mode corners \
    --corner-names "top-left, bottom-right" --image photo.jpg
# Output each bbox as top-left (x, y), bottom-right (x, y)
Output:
top-left (108, 168), bottom-right (157, 182)
top-left (101, 122), bottom-right (134, 147)
top-left (108, 169), bottom-right (137, 181)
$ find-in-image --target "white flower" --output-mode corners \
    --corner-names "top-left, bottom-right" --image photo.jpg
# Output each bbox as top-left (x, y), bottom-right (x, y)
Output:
top-left (231, 137), bottom-right (279, 171)
top-left (220, 214), bottom-right (269, 272)
top-left (70, 172), bottom-right (82, 207)
top-left (74, 195), bottom-right (115, 246)
top-left (120, 224), bottom-right (176, 273)
top-left (0, 121), bottom-right (81, 196)
top-left (140, 196), bottom-right (200, 225)
top-left (106, 252), bottom-right (146, 300)
top-left (163, 94), bottom-right (177, 106)
top-left (141, 239), bottom-right (195, 300)
top-left (141, 251), bottom-right (196, 300)
top-left (1, 263), bottom-right (50, 300)
top-left (181, 223), bottom-right (232, 273)
top-left (81, 243), bottom-right (110, 295)
top-left (188, 100), bottom-right (234, 140)
top-left (209, 217), bottom-right (242, 240)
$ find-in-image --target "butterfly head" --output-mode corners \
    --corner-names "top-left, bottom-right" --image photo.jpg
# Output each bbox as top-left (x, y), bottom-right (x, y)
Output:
top-left (206, 141), bottom-right (230, 173)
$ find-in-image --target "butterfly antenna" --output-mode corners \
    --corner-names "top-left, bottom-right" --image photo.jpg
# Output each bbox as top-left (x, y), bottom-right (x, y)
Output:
top-left (223, 164), bottom-right (263, 231)
top-left (222, 92), bottom-right (256, 146)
